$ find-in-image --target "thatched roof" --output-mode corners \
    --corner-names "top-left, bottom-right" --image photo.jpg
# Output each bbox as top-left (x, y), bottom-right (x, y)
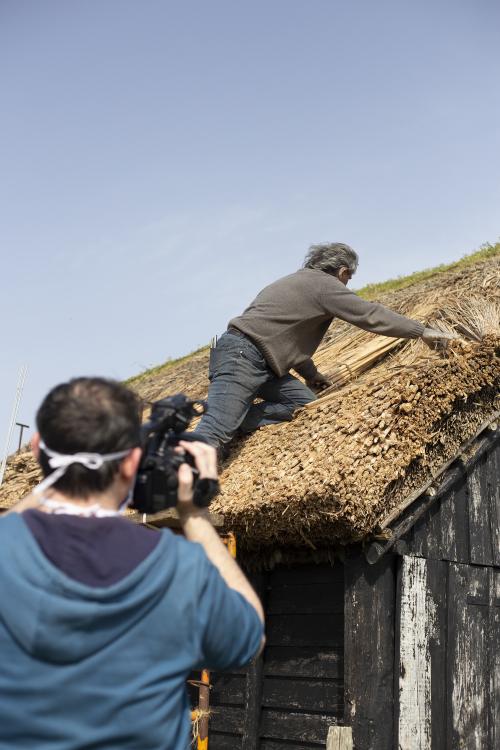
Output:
top-left (1, 256), bottom-right (499, 562)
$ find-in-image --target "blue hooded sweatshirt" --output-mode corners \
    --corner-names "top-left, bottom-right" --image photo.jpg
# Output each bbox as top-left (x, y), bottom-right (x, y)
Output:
top-left (0, 513), bottom-right (262, 750)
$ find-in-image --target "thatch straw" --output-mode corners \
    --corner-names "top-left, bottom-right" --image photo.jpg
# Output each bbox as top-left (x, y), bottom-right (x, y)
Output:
top-left (211, 269), bottom-right (500, 553)
top-left (1, 257), bottom-right (499, 558)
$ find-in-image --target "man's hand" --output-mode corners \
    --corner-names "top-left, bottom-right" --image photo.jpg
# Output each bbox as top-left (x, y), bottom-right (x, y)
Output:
top-left (306, 371), bottom-right (332, 391)
top-left (175, 440), bottom-right (218, 518)
top-left (421, 327), bottom-right (458, 351)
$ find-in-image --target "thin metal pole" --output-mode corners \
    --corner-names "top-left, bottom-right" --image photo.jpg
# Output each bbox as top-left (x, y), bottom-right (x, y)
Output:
top-left (0, 365), bottom-right (28, 486)
top-left (16, 422), bottom-right (30, 453)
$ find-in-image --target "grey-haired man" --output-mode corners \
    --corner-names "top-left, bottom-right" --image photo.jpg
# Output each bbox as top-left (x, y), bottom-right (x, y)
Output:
top-left (195, 242), bottom-right (454, 450)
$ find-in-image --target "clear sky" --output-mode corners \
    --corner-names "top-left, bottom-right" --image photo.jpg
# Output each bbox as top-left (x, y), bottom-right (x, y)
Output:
top-left (1, 0), bottom-right (499, 455)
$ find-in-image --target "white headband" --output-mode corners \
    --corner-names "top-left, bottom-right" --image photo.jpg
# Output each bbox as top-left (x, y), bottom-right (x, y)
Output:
top-left (33, 440), bottom-right (131, 496)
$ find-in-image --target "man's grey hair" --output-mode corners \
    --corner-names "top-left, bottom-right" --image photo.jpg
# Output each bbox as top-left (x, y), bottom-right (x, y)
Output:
top-left (303, 243), bottom-right (359, 275)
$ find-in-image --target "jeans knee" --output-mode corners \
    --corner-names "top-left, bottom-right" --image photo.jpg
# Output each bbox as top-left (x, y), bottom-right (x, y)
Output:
top-left (291, 389), bottom-right (316, 408)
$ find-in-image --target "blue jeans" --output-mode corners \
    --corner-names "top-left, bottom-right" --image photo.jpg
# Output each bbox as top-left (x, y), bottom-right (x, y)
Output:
top-left (194, 331), bottom-right (316, 447)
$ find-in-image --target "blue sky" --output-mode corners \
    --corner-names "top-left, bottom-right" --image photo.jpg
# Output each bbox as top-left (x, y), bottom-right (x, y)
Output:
top-left (1, 0), bottom-right (499, 454)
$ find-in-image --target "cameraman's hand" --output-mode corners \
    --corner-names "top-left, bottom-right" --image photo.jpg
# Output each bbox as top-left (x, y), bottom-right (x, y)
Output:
top-left (176, 441), bottom-right (218, 517)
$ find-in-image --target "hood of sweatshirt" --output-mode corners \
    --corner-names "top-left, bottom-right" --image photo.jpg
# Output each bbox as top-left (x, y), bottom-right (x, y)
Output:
top-left (0, 513), bottom-right (175, 664)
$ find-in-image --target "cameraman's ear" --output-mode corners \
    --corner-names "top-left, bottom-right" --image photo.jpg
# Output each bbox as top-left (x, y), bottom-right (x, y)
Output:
top-left (31, 432), bottom-right (41, 460)
top-left (120, 447), bottom-right (142, 480)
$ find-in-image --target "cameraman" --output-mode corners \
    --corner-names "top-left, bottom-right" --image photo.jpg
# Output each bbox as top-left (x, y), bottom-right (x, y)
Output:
top-left (0, 377), bottom-right (264, 750)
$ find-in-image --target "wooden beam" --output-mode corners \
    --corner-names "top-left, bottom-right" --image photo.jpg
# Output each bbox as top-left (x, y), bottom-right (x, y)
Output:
top-left (326, 725), bottom-right (353, 749)
top-left (126, 508), bottom-right (225, 528)
top-left (380, 413), bottom-right (499, 529)
top-left (366, 427), bottom-right (500, 564)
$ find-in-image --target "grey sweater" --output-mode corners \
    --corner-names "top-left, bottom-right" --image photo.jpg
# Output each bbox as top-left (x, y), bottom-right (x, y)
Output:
top-left (229, 268), bottom-right (425, 378)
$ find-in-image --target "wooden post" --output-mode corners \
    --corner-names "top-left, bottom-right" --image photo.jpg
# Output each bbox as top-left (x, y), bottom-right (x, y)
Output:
top-left (197, 668), bottom-right (210, 750)
top-left (326, 725), bottom-right (353, 749)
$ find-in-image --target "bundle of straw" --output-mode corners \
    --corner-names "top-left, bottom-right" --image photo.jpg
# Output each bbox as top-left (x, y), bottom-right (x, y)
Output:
top-left (308, 295), bottom-right (500, 406)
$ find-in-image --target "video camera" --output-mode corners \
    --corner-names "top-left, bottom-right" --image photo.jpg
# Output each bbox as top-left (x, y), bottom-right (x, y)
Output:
top-left (132, 394), bottom-right (219, 514)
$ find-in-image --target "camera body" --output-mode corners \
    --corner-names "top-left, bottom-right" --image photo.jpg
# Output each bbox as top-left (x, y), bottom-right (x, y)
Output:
top-left (132, 394), bottom-right (218, 514)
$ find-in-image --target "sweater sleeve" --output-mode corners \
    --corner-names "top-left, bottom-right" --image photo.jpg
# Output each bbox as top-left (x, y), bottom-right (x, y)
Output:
top-left (293, 358), bottom-right (319, 380)
top-left (193, 549), bottom-right (264, 671)
top-left (320, 280), bottom-right (425, 339)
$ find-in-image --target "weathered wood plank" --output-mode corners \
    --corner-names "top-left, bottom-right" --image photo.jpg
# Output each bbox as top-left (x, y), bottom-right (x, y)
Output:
top-left (268, 564), bottom-right (343, 586)
top-left (426, 559), bottom-right (448, 750)
top-left (344, 554), bottom-right (396, 750)
top-left (267, 583), bottom-right (344, 615)
top-left (468, 459), bottom-right (494, 566)
top-left (444, 475), bottom-right (470, 564)
top-left (395, 557), bottom-right (449, 749)
top-left (241, 571), bottom-right (266, 750)
top-left (209, 705), bottom-right (245, 734)
top-left (266, 613), bottom-right (343, 648)
top-left (240, 654), bottom-right (263, 750)
top-left (206, 732), bottom-right (242, 750)
top-left (423, 500), bottom-right (443, 559)
top-left (410, 499), bottom-right (445, 560)
top-left (128, 507), bottom-right (224, 527)
top-left (326, 725), bottom-right (353, 749)
top-left (397, 557), bottom-right (431, 749)
top-left (259, 740), bottom-right (321, 750)
top-left (209, 673), bottom-right (246, 705)
top-left (260, 708), bottom-right (338, 743)
top-left (491, 569), bottom-right (500, 749)
top-left (439, 486), bottom-right (460, 562)
top-left (264, 646), bottom-right (343, 679)
top-left (406, 511), bottom-right (428, 557)
top-left (487, 443), bottom-right (500, 566)
top-left (399, 474), bottom-right (473, 566)
top-left (368, 466), bottom-right (469, 564)
top-left (447, 564), bottom-right (491, 749)
top-left (262, 676), bottom-right (343, 713)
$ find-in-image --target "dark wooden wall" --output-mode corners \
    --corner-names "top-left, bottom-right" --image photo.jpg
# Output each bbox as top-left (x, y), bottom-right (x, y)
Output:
top-left (395, 555), bottom-right (499, 750)
top-left (189, 439), bottom-right (499, 749)
top-left (393, 441), bottom-right (500, 749)
top-left (343, 438), bottom-right (499, 750)
top-left (402, 440), bottom-right (500, 567)
top-left (343, 553), bottom-right (397, 750)
top-left (191, 563), bottom-right (344, 749)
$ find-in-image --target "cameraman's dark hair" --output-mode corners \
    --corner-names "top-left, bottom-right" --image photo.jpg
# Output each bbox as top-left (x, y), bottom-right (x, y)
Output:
top-left (36, 377), bottom-right (142, 498)
top-left (303, 243), bottom-right (359, 276)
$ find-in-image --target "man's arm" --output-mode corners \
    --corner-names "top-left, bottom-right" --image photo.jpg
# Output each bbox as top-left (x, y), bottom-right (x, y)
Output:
top-left (322, 278), bottom-right (425, 338)
top-left (321, 278), bottom-right (458, 345)
top-left (293, 359), bottom-right (331, 391)
top-left (176, 441), bottom-right (264, 627)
